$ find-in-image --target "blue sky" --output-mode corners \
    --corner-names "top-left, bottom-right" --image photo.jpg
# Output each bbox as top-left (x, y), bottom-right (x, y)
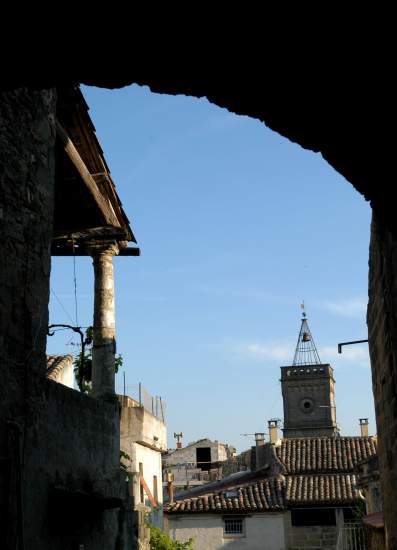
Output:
top-left (48, 84), bottom-right (374, 452)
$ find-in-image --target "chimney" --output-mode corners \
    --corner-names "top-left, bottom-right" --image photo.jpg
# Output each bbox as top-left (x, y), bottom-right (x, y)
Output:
top-left (166, 471), bottom-right (174, 504)
top-left (359, 418), bottom-right (369, 437)
top-left (174, 432), bottom-right (183, 449)
top-left (268, 419), bottom-right (279, 445)
top-left (255, 432), bottom-right (266, 469)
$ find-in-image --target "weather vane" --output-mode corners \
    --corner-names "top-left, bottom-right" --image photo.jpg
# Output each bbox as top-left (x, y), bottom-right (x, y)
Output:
top-left (300, 301), bottom-right (306, 318)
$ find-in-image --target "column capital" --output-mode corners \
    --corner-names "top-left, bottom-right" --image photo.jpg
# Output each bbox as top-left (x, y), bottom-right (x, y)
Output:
top-left (87, 240), bottom-right (120, 258)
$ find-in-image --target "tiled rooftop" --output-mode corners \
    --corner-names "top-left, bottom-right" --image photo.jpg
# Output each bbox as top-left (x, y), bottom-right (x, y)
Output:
top-left (277, 437), bottom-right (377, 473)
top-left (166, 476), bottom-right (285, 513)
top-left (286, 474), bottom-right (358, 505)
top-left (46, 354), bottom-right (73, 382)
top-left (164, 436), bottom-right (377, 514)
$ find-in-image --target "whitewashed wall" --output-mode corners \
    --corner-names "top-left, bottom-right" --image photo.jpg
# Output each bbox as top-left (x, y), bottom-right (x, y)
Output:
top-left (165, 513), bottom-right (285, 550)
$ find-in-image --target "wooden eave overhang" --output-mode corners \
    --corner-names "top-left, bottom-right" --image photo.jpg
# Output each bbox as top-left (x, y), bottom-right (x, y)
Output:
top-left (53, 86), bottom-right (137, 255)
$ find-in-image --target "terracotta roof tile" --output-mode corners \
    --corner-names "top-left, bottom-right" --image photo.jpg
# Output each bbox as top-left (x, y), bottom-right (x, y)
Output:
top-left (165, 476), bottom-right (285, 514)
top-left (285, 474), bottom-right (358, 505)
top-left (46, 354), bottom-right (73, 382)
top-left (276, 437), bottom-right (377, 473)
top-left (165, 436), bottom-right (377, 514)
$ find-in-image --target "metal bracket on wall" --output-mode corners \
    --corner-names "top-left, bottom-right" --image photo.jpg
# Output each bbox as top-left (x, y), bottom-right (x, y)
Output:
top-left (337, 339), bottom-right (368, 354)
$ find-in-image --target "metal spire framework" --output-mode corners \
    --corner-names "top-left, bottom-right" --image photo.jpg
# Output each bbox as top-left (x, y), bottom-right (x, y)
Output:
top-left (292, 304), bottom-right (322, 366)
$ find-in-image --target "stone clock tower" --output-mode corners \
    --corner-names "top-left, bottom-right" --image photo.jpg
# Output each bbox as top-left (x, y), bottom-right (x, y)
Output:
top-left (281, 313), bottom-right (339, 438)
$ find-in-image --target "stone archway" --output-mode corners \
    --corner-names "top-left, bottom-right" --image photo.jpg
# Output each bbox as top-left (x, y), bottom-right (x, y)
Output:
top-left (1, 46), bottom-right (394, 545)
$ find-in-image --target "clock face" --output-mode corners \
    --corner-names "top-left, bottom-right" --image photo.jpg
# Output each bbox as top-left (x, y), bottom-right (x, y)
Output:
top-left (300, 397), bottom-right (315, 413)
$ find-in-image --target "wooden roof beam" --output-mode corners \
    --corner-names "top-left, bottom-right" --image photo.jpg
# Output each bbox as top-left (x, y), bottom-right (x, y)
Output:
top-left (56, 121), bottom-right (123, 230)
top-left (51, 243), bottom-right (140, 256)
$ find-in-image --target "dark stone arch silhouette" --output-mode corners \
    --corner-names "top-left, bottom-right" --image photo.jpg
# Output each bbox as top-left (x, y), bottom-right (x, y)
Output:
top-left (1, 35), bottom-right (395, 545)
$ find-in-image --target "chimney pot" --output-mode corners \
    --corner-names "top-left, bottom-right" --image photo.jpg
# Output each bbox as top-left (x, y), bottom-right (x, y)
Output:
top-left (359, 418), bottom-right (369, 437)
top-left (268, 419), bottom-right (279, 444)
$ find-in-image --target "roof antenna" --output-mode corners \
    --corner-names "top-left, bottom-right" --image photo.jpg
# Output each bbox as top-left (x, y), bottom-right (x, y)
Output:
top-left (174, 432), bottom-right (183, 449)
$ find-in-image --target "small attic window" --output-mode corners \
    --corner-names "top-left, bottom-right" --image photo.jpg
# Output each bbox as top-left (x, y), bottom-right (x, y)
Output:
top-left (223, 518), bottom-right (244, 537)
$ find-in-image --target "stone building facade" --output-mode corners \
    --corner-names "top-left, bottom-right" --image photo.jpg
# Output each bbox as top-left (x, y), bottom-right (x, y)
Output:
top-left (119, 394), bottom-right (167, 528)
top-left (281, 317), bottom-right (339, 439)
top-left (163, 438), bottom-right (235, 493)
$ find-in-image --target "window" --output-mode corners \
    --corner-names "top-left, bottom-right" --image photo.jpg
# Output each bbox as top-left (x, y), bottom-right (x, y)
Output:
top-left (196, 447), bottom-right (211, 471)
top-left (139, 462), bottom-right (144, 504)
top-left (291, 508), bottom-right (336, 526)
top-left (223, 518), bottom-right (244, 536)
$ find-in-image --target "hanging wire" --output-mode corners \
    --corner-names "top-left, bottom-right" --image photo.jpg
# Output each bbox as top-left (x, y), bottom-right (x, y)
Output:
top-left (72, 237), bottom-right (79, 326)
top-left (50, 288), bottom-right (75, 325)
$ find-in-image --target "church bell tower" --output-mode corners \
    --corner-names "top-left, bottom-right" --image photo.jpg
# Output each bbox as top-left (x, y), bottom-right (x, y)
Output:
top-left (281, 308), bottom-right (339, 438)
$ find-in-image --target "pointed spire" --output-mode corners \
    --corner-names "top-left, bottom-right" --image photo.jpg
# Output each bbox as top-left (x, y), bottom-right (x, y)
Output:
top-left (292, 304), bottom-right (322, 365)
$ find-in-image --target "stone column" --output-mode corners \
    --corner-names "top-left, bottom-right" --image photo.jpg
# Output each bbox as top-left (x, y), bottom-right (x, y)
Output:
top-left (89, 242), bottom-right (119, 399)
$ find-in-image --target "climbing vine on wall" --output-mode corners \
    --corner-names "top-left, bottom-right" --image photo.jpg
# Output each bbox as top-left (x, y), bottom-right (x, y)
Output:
top-left (72, 326), bottom-right (123, 393)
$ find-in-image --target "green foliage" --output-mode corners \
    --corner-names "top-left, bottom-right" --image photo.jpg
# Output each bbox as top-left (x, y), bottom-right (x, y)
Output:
top-left (148, 525), bottom-right (193, 550)
top-left (352, 498), bottom-right (366, 521)
top-left (120, 450), bottom-right (133, 481)
top-left (72, 326), bottom-right (123, 393)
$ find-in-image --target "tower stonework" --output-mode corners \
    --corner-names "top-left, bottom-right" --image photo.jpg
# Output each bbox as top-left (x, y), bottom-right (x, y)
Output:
top-left (281, 364), bottom-right (338, 438)
top-left (281, 314), bottom-right (339, 438)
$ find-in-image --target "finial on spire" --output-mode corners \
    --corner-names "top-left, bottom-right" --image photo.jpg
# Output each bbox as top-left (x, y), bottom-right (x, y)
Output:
top-left (300, 301), bottom-right (306, 318)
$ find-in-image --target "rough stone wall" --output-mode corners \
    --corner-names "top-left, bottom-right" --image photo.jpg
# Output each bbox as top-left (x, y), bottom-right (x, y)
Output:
top-left (0, 88), bottom-right (56, 546)
top-left (0, 87), bottom-right (55, 413)
top-left (368, 213), bottom-right (397, 549)
top-left (24, 380), bottom-right (134, 549)
top-left (283, 511), bottom-right (338, 550)
top-left (0, 89), bottom-right (136, 548)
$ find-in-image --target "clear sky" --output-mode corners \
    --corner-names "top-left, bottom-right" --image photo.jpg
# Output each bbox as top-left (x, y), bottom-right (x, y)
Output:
top-left (48, 84), bottom-right (375, 452)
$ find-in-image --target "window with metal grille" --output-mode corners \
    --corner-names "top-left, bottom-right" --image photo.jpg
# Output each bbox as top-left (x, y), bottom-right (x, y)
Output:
top-left (223, 518), bottom-right (244, 536)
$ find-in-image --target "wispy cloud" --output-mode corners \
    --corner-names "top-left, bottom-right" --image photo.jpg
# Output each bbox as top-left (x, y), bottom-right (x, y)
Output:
top-left (229, 340), bottom-right (370, 368)
top-left (322, 298), bottom-right (367, 319)
top-left (231, 341), bottom-right (294, 363)
top-left (319, 345), bottom-right (370, 367)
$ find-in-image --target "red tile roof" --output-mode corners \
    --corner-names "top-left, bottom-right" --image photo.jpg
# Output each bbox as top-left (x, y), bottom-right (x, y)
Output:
top-left (164, 437), bottom-right (377, 514)
top-left (166, 476), bottom-right (285, 513)
top-left (286, 474), bottom-right (358, 505)
top-left (277, 437), bottom-right (377, 473)
top-left (46, 355), bottom-right (73, 382)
